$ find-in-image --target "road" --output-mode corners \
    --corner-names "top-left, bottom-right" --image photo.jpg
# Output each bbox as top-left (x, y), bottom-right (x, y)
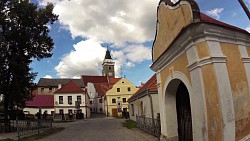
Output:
top-left (37, 115), bottom-right (158, 141)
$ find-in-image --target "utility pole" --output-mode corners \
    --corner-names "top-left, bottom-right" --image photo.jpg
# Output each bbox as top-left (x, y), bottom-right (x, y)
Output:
top-left (238, 0), bottom-right (250, 20)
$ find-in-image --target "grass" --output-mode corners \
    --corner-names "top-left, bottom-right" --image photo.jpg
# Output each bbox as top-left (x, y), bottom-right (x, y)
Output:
top-left (122, 120), bottom-right (137, 129)
top-left (0, 127), bottom-right (64, 141)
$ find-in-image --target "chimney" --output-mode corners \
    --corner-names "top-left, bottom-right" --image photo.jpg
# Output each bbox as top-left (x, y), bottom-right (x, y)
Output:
top-left (58, 84), bottom-right (62, 89)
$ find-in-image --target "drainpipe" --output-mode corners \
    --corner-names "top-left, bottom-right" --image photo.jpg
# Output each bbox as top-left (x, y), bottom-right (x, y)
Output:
top-left (147, 89), bottom-right (155, 125)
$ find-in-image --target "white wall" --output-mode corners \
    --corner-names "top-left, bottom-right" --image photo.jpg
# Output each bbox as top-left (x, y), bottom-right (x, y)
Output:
top-left (23, 108), bottom-right (54, 115)
top-left (54, 93), bottom-right (90, 118)
top-left (129, 94), bottom-right (159, 121)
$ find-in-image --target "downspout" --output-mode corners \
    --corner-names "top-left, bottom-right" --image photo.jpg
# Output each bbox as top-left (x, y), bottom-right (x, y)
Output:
top-left (147, 89), bottom-right (155, 125)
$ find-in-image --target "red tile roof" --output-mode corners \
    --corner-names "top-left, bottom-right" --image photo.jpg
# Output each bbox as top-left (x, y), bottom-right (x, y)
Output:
top-left (94, 83), bottom-right (111, 97)
top-left (54, 80), bottom-right (85, 93)
top-left (200, 13), bottom-right (249, 34)
top-left (135, 74), bottom-right (158, 95)
top-left (26, 94), bottom-right (54, 108)
top-left (82, 75), bottom-right (108, 86)
top-left (108, 77), bottom-right (121, 84)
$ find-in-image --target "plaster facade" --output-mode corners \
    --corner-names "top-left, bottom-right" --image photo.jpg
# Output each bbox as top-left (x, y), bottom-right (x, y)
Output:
top-left (151, 0), bottom-right (250, 141)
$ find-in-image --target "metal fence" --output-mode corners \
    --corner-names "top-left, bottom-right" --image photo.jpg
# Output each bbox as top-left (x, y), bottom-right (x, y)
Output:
top-left (17, 119), bottom-right (52, 138)
top-left (136, 114), bottom-right (161, 138)
top-left (0, 120), bottom-right (17, 133)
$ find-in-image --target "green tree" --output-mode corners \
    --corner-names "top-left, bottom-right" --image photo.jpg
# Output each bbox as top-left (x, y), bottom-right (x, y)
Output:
top-left (0, 0), bottom-right (58, 126)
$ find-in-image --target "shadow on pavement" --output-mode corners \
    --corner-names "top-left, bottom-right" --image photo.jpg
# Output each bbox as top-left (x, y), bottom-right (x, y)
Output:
top-left (90, 113), bottom-right (106, 118)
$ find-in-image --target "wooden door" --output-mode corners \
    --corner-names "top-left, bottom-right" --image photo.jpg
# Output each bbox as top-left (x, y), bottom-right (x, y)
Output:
top-left (112, 108), bottom-right (118, 117)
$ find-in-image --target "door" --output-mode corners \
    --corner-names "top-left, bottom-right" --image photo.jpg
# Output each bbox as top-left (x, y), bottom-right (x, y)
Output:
top-left (112, 108), bottom-right (118, 117)
top-left (176, 82), bottom-right (193, 141)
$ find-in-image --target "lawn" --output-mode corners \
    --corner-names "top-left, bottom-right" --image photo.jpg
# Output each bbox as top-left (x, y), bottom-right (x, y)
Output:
top-left (122, 120), bottom-right (137, 129)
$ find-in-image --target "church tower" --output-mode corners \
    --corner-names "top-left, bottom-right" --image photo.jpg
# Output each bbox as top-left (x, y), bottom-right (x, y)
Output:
top-left (102, 49), bottom-right (115, 77)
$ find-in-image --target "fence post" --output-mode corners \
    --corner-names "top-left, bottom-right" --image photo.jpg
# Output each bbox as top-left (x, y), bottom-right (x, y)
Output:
top-left (16, 117), bottom-right (20, 139)
top-left (157, 113), bottom-right (161, 138)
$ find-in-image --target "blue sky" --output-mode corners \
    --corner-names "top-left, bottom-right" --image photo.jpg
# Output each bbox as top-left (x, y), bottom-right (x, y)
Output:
top-left (30, 0), bottom-right (250, 86)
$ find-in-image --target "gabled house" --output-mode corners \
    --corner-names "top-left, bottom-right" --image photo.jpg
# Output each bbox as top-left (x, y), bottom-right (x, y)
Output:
top-left (128, 74), bottom-right (159, 121)
top-left (104, 78), bottom-right (138, 117)
top-left (37, 78), bottom-right (84, 94)
top-left (54, 80), bottom-right (90, 119)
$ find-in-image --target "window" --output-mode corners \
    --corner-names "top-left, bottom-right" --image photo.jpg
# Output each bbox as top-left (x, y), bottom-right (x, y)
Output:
top-left (100, 108), bottom-right (103, 112)
top-left (123, 108), bottom-right (127, 112)
top-left (77, 96), bottom-right (81, 102)
top-left (68, 96), bottom-right (72, 105)
top-left (68, 109), bottom-right (72, 114)
top-left (127, 87), bottom-right (131, 92)
top-left (108, 66), bottom-right (111, 70)
top-left (59, 96), bottom-right (63, 104)
top-left (117, 88), bottom-right (120, 92)
top-left (122, 98), bottom-right (126, 103)
top-left (90, 108), bottom-right (93, 112)
top-left (49, 87), bottom-right (52, 92)
top-left (90, 101), bottom-right (92, 104)
top-left (112, 98), bottom-right (116, 103)
top-left (99, 99), bottom-right (102, 103)
top-left (131, 104), bottom-right (134, 116)
top-left (41, 88), bottom-right (44, 93)
top-left (59, 109), bottom-right (64, 115)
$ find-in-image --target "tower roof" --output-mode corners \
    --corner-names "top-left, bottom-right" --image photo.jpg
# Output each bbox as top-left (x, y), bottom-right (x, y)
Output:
top-left (105, 49), bottom-right (112, 59)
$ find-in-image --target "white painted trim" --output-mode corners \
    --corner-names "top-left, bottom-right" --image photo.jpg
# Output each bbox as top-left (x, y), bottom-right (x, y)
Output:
top-left (187, 56), bottom-right (227, 71)
top-left (162, 71), bottom-right (194, 139)
top-left (151, 23), bottom-right (250, 72)
top-left (186, 44), bottom-right (208, 141)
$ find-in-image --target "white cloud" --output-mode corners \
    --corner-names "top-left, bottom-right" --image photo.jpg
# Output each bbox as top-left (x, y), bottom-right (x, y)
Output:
top-left (206, 8), bottom-right (224, 19)
top-left (43, 75), bottom-right (52, 79)
top-left (55, 39), bottom-right (107, 78)
top-left (126, 62), bottom-right (135, 68)
top-left (246, 25), bottom-right (250, 32)
top-left (124, 45), bottom-right (151, 63)
top-left (39, 0), bottom-right (158, 45)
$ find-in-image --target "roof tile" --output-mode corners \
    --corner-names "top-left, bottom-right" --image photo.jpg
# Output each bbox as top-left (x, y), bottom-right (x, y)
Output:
top-left (25, 94), bottom-right (54, 108)
top-left (55, 80), bottom-right (85, 93)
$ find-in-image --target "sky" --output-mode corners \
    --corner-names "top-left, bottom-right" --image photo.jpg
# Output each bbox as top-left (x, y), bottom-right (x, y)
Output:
top-left (30, 0), bottom-right (250, 86)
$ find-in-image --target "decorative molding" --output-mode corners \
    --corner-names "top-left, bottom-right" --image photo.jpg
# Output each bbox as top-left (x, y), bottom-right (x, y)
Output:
top-left (151, 23), bottom-right (250, 72)
top-left (187, 56), bottom-right (227, 71)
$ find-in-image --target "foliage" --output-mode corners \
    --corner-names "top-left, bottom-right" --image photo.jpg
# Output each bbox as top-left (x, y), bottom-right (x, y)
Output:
top-left (0, 0), bottom-right (58, 110)
top-left (122, 120), bottom-right (137, 129)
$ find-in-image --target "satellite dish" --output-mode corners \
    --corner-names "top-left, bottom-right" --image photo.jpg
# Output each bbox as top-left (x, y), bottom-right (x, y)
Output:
top-left (55, 101), bottom-right (58, 105)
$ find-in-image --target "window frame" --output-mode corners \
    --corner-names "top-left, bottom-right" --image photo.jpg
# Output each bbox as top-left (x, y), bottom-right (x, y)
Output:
top-left (59, 96), bottom-right (63, 104)
top-left (122, 98), bottom-right (126, 103)
top-left (117, 88), bottom-right (120, 92)
top-left (68, 96), bottom-right (72, 105)
top-left (112, 98), bottom-right (116, 103)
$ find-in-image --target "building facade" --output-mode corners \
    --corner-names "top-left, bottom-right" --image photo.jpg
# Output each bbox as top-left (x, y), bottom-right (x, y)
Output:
top-left (54, 80), bottom-right (90, 119)
top-left (128, 74), bottom-right (159, 121)
top-left (104, 78), bottom-right (138, 117)
top-left (151, 0), bottom-right (250, 141)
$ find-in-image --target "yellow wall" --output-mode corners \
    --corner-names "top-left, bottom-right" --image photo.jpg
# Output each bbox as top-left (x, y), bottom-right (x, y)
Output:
top-left (221, 43), bottom-right (250, 140)
top-left (153, 3), bottom-right (193, 61)
top-left (105, 78), bottom-right (138, 116)
top-left (37, 87), bottom-right (58, 94)
top-left (160, 53), bottom-right (190, 94)
top-left (201, 64), bottom-right (223, 140)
